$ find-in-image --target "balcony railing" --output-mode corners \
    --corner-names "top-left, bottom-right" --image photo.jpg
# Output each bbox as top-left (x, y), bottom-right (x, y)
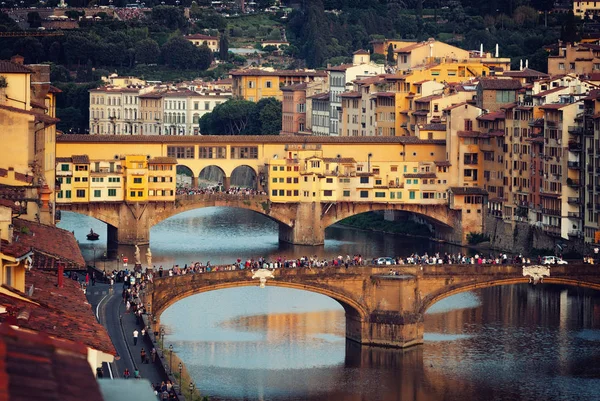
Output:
top-left (567, 211), bottom-right (580, 218)
top-left (567, 178), bottom-right (581, 187)
top-left (568, 126), bottom-right (582, 134)
top-left (542, 224), bottom-right (561, 235)
top-left (567, 197), bottom-right (581, 204)
top-left (568, 161), bottom-right (581, 169)
top-left (542, 207), bottom-right (561, 216)
top-left (568, 142), bottom-right (582, 152)
top-left (568, 230), bottom-right (584, 238)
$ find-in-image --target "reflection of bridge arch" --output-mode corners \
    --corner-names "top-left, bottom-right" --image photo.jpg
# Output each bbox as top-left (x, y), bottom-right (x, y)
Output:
top-left (420, 276), bottom-right (600, 315)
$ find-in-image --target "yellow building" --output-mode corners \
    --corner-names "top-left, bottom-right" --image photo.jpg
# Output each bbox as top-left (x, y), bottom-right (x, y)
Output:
top-left (124, 155), bottom-right (149, 202)
top-left (185, 34), bottom-right (219, 52)
top-left (72, 155), bottom-right (91, 203)
top-left (230, 69), bottom-right (327, 102)
top-left (148, 157), bottom-right (177, 201)
top-left (0, 56), bottom-right (59, 226)
top-left (371, 39), bottom-right (418, 61)
top-left (0, 206), bottom-right (28, 292)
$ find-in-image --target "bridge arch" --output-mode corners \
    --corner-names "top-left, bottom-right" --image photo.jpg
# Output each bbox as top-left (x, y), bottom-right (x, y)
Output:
top-left (420, 277), bottom-right (600, 315)
top-left (150, 279), bottom-right (369, 340)
top-left (230, 165), bottom-right (257, 189)
top-left (198, 165), bottom-right (226, 187)
top-left (176, 165), bottom-right (196, 187)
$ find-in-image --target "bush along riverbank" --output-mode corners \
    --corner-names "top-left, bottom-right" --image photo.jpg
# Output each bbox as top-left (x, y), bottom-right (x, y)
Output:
top-left (338, 212), bottom-right (432, 237)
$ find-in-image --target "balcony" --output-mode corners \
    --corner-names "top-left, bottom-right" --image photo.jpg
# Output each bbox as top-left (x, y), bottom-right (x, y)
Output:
top-left (568, 126), bottom-right (582, 134)
top-left (568, 142), bottom-right (582, 152)
top-left (542, 224), bottom-right (561, 235)
top-left (547, 120), bottom-right (558, 127)
top-left (568, 230), bottom-right (584, 238)
top-left (542, 207), bottom-right (561, 216)
top-left (567, 197), bottom-right (581, 204)
top-left (568, 161), bottom-right (581, 169)
top-left (568, 211), bottom-right (580, 218)
top-left (584, 127), bottom-right (594, 136)
top-left (567, 178), bottom-right (581, 187)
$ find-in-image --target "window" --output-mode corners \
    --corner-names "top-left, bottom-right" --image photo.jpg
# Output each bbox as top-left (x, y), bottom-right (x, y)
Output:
top-left (108, 189), bottom-right (117, 197)
top-left (272, 190), bottom-right (277, 196)
top-left (272, 178), bottom-right (277, 183)
top-left (138, 191), bottom-right (143, 197)
top-left (167, 146), bottom-right (194, 159)
top-left (230, 146), bottom-right (258, 159)
top-left (75, 165), bottom-right (88, 171)
top-left (76, 189), bottom-right (85, 198)
top-left (130, 191), bottom-right (136, 197)
top-left (326, 178), bottom-right (333, 183)
top-left (343, 190), bottom-right (350, 197)
top-left (65, 190), bottom-right (71, 199)
top-left (66, 177), bottom-right (71, 184)
top-left (94, 190), bottom-right (101, 197)
top-left (61, 164), bottom-right (69, 171)
top-left (248, 81), bottom-right (254, 88)
top-left (133, 178), bottom-right (142, 184)
top-left (375, 192), bottom-right (385, 198)
top-left (199, 147), bottom-right (226, 159)
top-left (324, 190), bottom-right (333, 196)
top-left (360, 191), bottom-right (369, 198)
top-left (279, 190), bottom-right (284, 196)
top-left (360, 177), bottom-right (369, 184)
top-left (266, 81), bottom-right (272, 88)
top-left (558, 63), bottom-right (565, 70)
top-left (108, 177), bottom-right (120, 183)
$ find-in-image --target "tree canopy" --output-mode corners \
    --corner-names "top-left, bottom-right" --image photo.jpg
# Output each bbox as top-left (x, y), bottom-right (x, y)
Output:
top-left (199, 98), bottom-right (282, 135)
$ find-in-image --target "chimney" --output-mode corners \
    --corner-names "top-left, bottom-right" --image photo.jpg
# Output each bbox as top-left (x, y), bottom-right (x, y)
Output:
top-left (525, 59), bottom-right (529, 69)
top-left (57, 262), bottom-right (64, 288)
top-left (480, 44), bottom-right (483, 57)
top-left (519, 59), bottom-right (523, 71)
top-left (10, 55), bottom-right (24, 65)
top-left (495, 44), bottom-right (499, 58)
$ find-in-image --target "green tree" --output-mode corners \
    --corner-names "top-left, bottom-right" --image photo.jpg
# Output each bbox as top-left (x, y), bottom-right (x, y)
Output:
top-left (135, 38), bottom-right (160, 65)
top-left (196, 43), bottom-right (213, 70)
top-left (386, 43), bottom-right (394, 65)
top-left (561, 11), bottom-right (580, 44)
top-left (151, 6), bottom-right (188, 30)
top-left (200, 99), bottom-right (257, 135)
top-left (219, 34), bottom-right (229, 61)
top-left (254, 97), bottom-right (282, 135)
top-left (161, 36), bottom-right (198, 68)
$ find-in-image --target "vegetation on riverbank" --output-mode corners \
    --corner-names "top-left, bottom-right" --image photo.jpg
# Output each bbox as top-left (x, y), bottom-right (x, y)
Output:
top-left (338, 212), bottom-right (432, 237)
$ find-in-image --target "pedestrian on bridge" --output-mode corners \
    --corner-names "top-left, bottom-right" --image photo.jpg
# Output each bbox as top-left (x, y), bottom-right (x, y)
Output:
top-left (133, 329), bottom-right (139, 346)
top-left (140, 348), bottom-right (147, 364)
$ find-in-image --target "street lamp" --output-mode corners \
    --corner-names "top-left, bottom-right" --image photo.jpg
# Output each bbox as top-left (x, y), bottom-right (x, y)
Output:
top-left (160, 327), bottom-right (165, 353)
top-left (92, 245), bottom-right (97, 268)
top-left (189, 382), bottom-right (195, 400)
top-left (178, 362), bottom-right (183, 395)
top-left (169, 344), bottom-right (173, 374)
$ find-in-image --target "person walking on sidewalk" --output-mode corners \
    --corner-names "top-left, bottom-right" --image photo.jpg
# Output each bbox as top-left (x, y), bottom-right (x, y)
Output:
top-left (133, 329), bottom-right (139, 346)
top-left (140, 348), bottom-right (147, 364)
top-left (124, 368), bottom-right (130, 379)
top-left (151, 347), bottom-right (157, 363)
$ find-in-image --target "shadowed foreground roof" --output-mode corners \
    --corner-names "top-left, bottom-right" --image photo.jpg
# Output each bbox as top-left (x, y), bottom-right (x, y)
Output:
top-left (0, 270), bottom-right (115, 356)
top-left (0, 324), bottom-right (104, 401)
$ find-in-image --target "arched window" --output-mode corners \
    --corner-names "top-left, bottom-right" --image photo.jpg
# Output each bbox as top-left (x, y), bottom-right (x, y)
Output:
top-left (193, 113), bottom-right (199, 124)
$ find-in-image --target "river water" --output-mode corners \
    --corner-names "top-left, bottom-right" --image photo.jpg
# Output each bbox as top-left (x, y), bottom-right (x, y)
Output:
top-left (59, 208), bottom-right (600, 401)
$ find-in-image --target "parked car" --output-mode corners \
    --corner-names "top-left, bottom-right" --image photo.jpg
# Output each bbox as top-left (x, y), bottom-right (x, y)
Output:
top-left (376, 257), bottom-right (395, 265)
top-left (541, 256), bottom-right (568, 265)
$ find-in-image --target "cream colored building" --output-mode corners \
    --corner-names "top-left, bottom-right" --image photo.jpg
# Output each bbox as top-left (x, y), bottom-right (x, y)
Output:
top-left (574, 1), bottom-right (600, 17)
top-left (89, 85), bottom-right (153, 135)
top-left (185, 34), bottom-right (219, 52)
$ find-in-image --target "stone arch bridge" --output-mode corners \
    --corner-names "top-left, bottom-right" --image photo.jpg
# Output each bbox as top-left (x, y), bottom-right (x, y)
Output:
top-left (147, 264), bottom-right (600, 348)
top-left (58, 193), bottom-right (462, 246)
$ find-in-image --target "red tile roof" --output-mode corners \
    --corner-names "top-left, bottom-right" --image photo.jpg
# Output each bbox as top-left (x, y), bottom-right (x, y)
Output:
top-left (339, 91), bottom-right (361, 98)
top-left (353, 49), bottom-right (369, 55)
top-left (72, 155), bottom-right (89, 164)
top-left (327, 63), bottom-right (353, 72)
top-left (0, 105), bottom-right (59, 125)
top-left (281, 83), bottom-right (307, 91)
top-left (17, 269), bottom-right (114, 355)
top-left (0, 60), bottom-right (33, 74)
top-left (532, 86), bottom-right (567, 97)
top-left (0, 324), bottom-right (104, 401)
top-left (478, 78), bottom-right (522, 90)
top-left (230, 69), bottom-right (327, 78)
top-left (477, 110), bottom-right (505, 121)
top-left (148, 157), bottom-right (177, 164)
top-left (8, 219), bottom-right (85, 269)
top-left (185, 34), bottom-right (218, 40)
top-left (503, 68), bottom-right (549, 78)
top-left (307, 92), bottom-right (330, 100)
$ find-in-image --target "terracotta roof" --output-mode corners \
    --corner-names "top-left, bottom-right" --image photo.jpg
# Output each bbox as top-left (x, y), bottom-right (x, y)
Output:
top-left (230, 69), bottom-right (327, 77)
top-left (0, 60), bottom-right (33, 74)
top-left (0, 105), bottom-right (59, 125)
top-left (503, 68), bottom-right (549, 78)
top-left (415, 94), bottom-right (443, 103)
top-left (443, 102), bottom-right (479, 111)
top-left (354, 75), bottom-right (385, 85)
top-left (339, 91), bottom-right (361, 98)
top-left (139, 91), bottom-right (163, 99)
top-left (478, 79), bottom-right (521, 90)
top-left (8, 219), bottom-right (85, 269)
top-left (539, 103), bottom-right (574, 110)
top-left (48, 85), bottom-right (62, 94)
top-left (164, 90), bottom-right (201, 98)
top-left (434, 160), bottom-right (451, 167)
top-left (457, 130), bottom-right (482, 138)
top-left (213, 78), bottom-right (232, 85)
top-left (326, 63), bottom-right (353, 72)
top-left (55, 157), bottom-right (72, 163)
top-left (372, 92), bottom-right (395, 97)
top-left (57, 133), bottom-right (446, 145)
top-left (394, 42), bottom-right (426, 53)
top-left (0, 269), bottom-right (115, 356)
top-left (477, 110), bottom-right (505, 121)
top-left (532, 86), bottom-right (567, 97)
top-left (281, 83), bottom-right (307, 91)
top-left (72, 155), bottom-right (89, 164)
top-left (307, 92), bottom-right (330, 100)
top-left (421, 123), bottom-right (446, 131)
top-left (450, 187), bottom-right (488, 195)
top-left (0, 324), bottom-right (104, 401)
top-left (185, 34), bottom-right (218, 40)
top-left (148, 157), bottom-right (177, 164)
top-left (353, 49), bottom-right (369, 55)
top-left (30, 100), bottom-right (47, 110)
top-left (89, 86), bottom-right (142, 93)
top-left (321, 157), bottom-right (356, 164)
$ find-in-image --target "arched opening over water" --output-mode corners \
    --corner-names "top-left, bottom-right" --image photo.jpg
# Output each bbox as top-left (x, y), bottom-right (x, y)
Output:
top-left (159, 286), bottom-right (348, 399)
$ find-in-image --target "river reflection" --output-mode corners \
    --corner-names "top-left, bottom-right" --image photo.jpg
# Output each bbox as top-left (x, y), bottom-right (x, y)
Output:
top-left (58, 207), bottom-right (467, 267)
top-left (160, 284), bottom-right (600, 401)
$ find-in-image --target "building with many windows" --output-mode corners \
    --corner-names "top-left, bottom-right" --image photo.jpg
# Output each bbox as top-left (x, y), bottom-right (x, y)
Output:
top-left (230, 68), bottom-right (327, 102)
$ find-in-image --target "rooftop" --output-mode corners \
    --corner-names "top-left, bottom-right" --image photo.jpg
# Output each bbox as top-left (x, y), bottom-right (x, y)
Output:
top-left (230, 69), bottom-right (327, 78)
top-left (503, 68), bottom-right (549, 79)
top-left (0, 59), bottom-right (33, 74)
top-left (450, 187), bottom-right (488, 195)
top-left (477, 78), bottom-right (522, 90)
top-left (57, 134), bottom-right (446, 145)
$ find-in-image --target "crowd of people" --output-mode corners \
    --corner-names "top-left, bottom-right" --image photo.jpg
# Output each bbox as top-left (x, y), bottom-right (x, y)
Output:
top-left (175, 186), bottom-right (266, 196)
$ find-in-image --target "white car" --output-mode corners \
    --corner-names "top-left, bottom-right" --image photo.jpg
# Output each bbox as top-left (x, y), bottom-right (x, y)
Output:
top-left (376, 257), bottom-right (395, 265)
top-left (541, 256), bottom-right (568, 265)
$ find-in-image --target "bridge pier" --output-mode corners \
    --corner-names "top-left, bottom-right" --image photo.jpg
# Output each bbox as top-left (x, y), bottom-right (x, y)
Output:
top-left (111, 203), bottom-right (151, 245)
top-left (278, 202), bottom-right (325, 245)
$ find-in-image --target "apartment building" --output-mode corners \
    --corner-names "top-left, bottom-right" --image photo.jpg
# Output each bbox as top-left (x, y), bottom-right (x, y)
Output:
top-left (89, 85), bottom-right (151, 135)
top-left (185, 34), bottom-right (219, 52)
top-left (308, 92), bottom-right (330, 136)
top-left (475, 78), bottom-right (522, 112)
top-left (573, 1), bottom-right (600, 18)
top-left (581, 92), bottom-right (600, 243)
top-left (230, 68), bottom-right (327, 102)
top-left (281, 83), bottom-right (307, 136)
top-left (547, 41), bottom-right (600, 77)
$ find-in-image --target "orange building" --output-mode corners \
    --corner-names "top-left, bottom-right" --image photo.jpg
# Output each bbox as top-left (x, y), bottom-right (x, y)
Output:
top-left (281, 83), bottom-right (307, 135)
